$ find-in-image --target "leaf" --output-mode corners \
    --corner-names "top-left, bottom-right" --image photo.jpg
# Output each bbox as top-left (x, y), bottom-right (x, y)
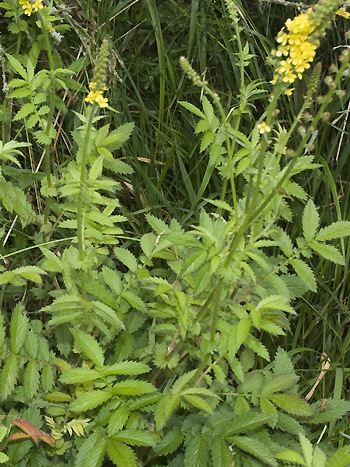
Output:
top-left (179, 101), bottom-right (205, 118)
top-left (140, 233), bottom-right (155, 257)
top-left (262, 374), bottom-right (299, 395)
top-left (70, 390), bottom-right (112, 413)
top-left (102, 122), bottom-right (135, 151)
top-left (184, 435), bottom-right (209, 467)
top-left (106, 440), bottom-right (137, 467)
top-left (308, 399), bottom-right (350, 424)
top-left (10, 304), bottom-right (29, 353)
top-left (299, 433), bottom-right (313, 466)
top-left (23, 360), bottom-right (40, 399)
top-left (0, 426), bottom-right (6, 444)
top-left (313, 446), bottom-right (327, 467)
top-left (309, 241), bottom-right (344, 265)
top-left (0, 452), bottom-right (9, 464)
top-left (114, 247), bottom-right (138, 272)
top-left (11, 418), bottom-right (54, 446)
top-left (155, 393), bottom-right (181, 430)
top-left (303, 199), bottom-right (319, 242)
top-left (145, 213), bottom-right (168, 234)
top-left (6, 53), bottom-right (27, 79)
top-left (183, 394), bottom-right (213, 413)
top-left (41, 364), bottom-right (54, 393)
top-left (101, 361), bottom-right (150, 377)
top-left (230, 435), bottom-right (277, 466)
top-left (0, 313), bottom-right (5, 356)
top-left (327, 445), bottom-right (350, 467)
top-left (271, 227), bottom-right (294, 257)
top-left (316, 221), bottom-right (350, 241)
top-left (290, 258), bottom-right (317, 292)
top-left (112, 379), bottom-right (156, 396)
top-left (276, 449), bottom-right (306, 465)
top-left (211, 438), bottom-right (233, 467)
top-left (154, 427), bottom-right (184, 456)
top-left (71, 329), bottom-right (104, 367)
top-left (269, 394), bottom-right (313, 416)
top-left (89, 156), bottom-right (104, 181)
top-left (171, 370), bottom-right (197, 393)
top-left (60, 368), bottom-right (101, 384)
top-left (114, 430), bottom-right (157, 446)
top-left (108, 406), bottom-right (129, 436)
top-left (0, 354), bottom-right (18, 399)
top-left (92, 301), bottom-right (125, 329)
top-left (102, 266), bottom-right (122, 295)
top-left (14, 102), bottom-right (35, 121)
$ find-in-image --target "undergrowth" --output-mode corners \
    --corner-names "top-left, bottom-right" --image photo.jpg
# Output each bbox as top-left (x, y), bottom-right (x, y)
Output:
top-left (0, 0), bottom-right (349, 466)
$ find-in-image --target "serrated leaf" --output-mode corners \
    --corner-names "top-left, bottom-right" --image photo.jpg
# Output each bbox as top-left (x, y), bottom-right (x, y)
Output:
top-left (309, 399), bottom-right (350, 424)
top-left (271, 228), bottom-right (294, 257)
top-left (108, 406), bottom-right (129, 436)
top-left (145, 213), bottom-right (168, 234)
top-left (71, 329), bottom-right (104, 367)
top-left (0, 314), bottom-right (5, 356)
top-left (270, 394), bottom-right (312, 416)
top-left (179, 101), bottom-right (205, 118)
top-left (41, 364), bottom-right (54, 393)
top-left (70, 390), bottom-right (112, 413)
top-left (14, 102), bottom-right (35, 121)
top-left (102, 266), bottom-right (122, 295)
top-left (101, 361), bottom-right (150, 377)
top-left (112, 379), bottom-right (156, 396)
top-left (316, 221), bottom-right (350, 241)
top-left (0, 452), bottom-right (9, 464)
top-left (140, 233), bottom-right (155, 257)
top-left (276, 449), bottom-right (306, 465)
top-left (10, 304), bottom-right (29, 353)
top-left (262, 374), bottom-right (299, 395)
top-left (327, 445), bottom-right (350, 467)
top-left (89, 156), bottom-right (104, 181)
top-left (290, 258), bottom-right (317, 292)
top-left (303, 199), bottom-right (319, 242)
top-left (0, 426), bottom-right (7, 443)
top-left (102, 122), bottom-right (135, 151)
top-left (155, 393), bottom-right (181, 430)
top-left (154, 427), bottom-right (184, 456)
top-left (93, 301), bottom-right (125, 329)
top-left (60, 368), bottom-right (101, 384)
top-left (211, 438), bottom-right (233, 467)
top-left (313, 446), bottom-right (326, 467)
top-left (106, 440), bottom-right (137, 467)
top-left (230, 435), bottom-right (277, 466)
top-left (6, 53), bottom-right (27, 79)
top-left (183, 394), bottom-right (213, 413)
top-left (0, 354), bottom-right (18, 399)
top-left (299, 433), bottom-right (313, 466)
top-left (114, 430), bottom-right (157, 446)
top-left (171, 370), bottom-right (197, 393)
top-left (23, 360), bottom-right (39, 399)
top-left (114, 247), bottom-right (137, 272)
top-left (184, 434), bottom-right (209, 467)
top-left (309, 241), bottom-right (344, 265)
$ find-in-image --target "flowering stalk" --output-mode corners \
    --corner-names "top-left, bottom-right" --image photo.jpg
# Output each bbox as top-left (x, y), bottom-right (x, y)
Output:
top-left (76, 106), bottom-right (95, 299)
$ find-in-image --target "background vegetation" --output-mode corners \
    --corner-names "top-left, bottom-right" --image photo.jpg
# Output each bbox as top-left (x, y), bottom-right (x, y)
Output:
top-left (0, 0), bottom-right (350, 465)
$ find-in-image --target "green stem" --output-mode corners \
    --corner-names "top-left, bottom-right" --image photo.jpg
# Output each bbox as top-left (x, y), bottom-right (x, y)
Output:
top-left (77, 106), bottom-right (96, 299)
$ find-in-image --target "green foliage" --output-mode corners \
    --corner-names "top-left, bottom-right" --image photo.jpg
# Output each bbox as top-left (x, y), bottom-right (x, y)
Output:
top-left (0, 0), bottom-right (349, 466)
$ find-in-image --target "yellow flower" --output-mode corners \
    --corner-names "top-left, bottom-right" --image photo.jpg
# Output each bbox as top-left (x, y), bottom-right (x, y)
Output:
top-left (272, 9), bottom-right (318, 86)
top-left (336, 7), bottom-right (350, 19)
top-left (257, 122), bottom-right (271, 134)
top-left (85, 86), bottom-right (108, 108)
top-left (19, 0), bottom-right (43, 16)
